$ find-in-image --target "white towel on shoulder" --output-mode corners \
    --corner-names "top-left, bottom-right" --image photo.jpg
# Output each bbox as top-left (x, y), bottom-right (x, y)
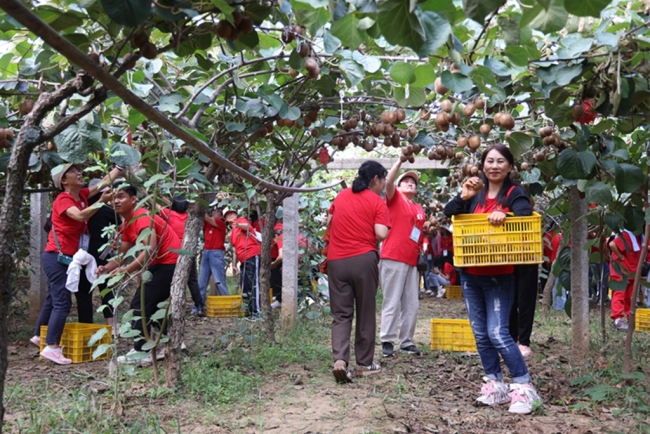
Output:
top-left (66, 250), bottom-right (97, 293)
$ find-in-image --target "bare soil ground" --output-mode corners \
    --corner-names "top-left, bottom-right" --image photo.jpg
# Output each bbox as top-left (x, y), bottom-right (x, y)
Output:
top-left (4, 293), bottom-right (650, 433)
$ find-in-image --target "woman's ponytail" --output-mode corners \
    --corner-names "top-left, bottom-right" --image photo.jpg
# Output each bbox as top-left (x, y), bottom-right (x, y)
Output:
top-left (352, 160), bottom-right (387, 193)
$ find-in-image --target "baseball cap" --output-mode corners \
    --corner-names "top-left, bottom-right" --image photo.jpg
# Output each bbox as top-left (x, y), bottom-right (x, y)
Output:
top-left (397, 171), bottom-right (419, 185)
top-left (223, 208), bottom-right (237, 218)
top-left (51, 163), bottom-right (75, 190)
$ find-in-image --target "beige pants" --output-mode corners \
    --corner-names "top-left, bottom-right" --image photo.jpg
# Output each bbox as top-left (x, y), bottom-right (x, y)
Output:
top-left (379, 259), bottom-right (419, 348)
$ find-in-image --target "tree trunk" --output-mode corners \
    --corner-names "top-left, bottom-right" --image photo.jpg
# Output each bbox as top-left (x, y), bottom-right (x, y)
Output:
top-left (259, 192), bottom-right (277, 343)
top-left (542, 265), bottom-right (557, 317)
top-left (164, 165), bottom-right (217, 387)
top-left (569, 186), bottom-right (589, 357)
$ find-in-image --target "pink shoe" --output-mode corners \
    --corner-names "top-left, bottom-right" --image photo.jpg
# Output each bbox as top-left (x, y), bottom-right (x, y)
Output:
top-left (508, 383), bottom-right (542, 414)
top-left (29, 336), bottom-right (40, 347)
top-left (40, 346), bottom-right (72, 365)
top-left (518, 344), bottom-right (532, 358)
top-left (476, 377), bottom-right (510, 406)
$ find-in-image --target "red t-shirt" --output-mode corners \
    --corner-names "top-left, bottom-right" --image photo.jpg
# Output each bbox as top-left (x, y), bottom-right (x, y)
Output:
top-left (380, 190), bottom-right (425, 266)
top-left (443, 262), bottom-right (457, 285)
top-left (231, 217), bottom-right (262, 262)
top-left (158, 208), bottom-right (187, 240)
top-left (544, 232), bottom-right (562, 264)
top-left (327, 188), bottom-right (391, 261)
top-left (271, 223), bottom-right (283, 259)
top-left (45, 188), bottom-right (90, 256)
top-left (122, 208), bottom-right (180, 265)
top-left (439, 234), bottom-right (454, 255)
top-left (203, 219), bottom-right (226, 250)
top-left (466, 188), bottom-right (516, 276)
top-left (610, 231), bottom-right (642, 281)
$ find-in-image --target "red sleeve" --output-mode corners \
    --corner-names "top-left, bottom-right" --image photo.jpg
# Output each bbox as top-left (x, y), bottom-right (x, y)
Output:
top-left (159, 208), bottom-right (170, 218)
top-left (123, 213), bottom-right (151, 244)
top-left (374, 196), bottom-right (390, 227)
top-left (54, 194), bottom-right (77, 217)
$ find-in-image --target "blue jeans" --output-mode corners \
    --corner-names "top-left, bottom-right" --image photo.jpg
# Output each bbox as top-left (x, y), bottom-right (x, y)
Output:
top-left (461, 272), bottom-right (531, 384)
top-left (198, 249), bottom-right (229, 301)
top-left (34, 252), bottom-right (72, 345)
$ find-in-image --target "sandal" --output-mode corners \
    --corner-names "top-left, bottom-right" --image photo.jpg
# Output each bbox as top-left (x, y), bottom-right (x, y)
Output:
top-left (332, 359), bottom-right (353, 384)
top-left (356, 362), bottom-right (381, 377)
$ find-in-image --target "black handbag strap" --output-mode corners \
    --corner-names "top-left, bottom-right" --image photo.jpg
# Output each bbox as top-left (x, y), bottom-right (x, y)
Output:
top-left (51, 226), bottom-right (63, 254)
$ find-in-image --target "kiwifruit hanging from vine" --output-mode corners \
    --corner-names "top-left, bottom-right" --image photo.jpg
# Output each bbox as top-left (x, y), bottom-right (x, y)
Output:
top-left (479, 124), bottom-right (491, 135)
top-left (305, 58), bottom-right (320, 79)
top-left (281, 27), bottom-right (294, 44)
top-left (474, 98), bottom-right (485, 110)
top-left (122, 52), bottom-right (138, 70)
top-left (435, 112), bottom-right (449, 127)
top-left (468, 135), bottom-right (481, 150)
top-left (288, 68), bottom-right (299, 77)
top-left (440, 100), bottom-right (452, 113)
top-left (434, 77), bottom-right (449, 94)
top-left (311, 128), bottom-right (319, 138)
top-left (408, 126), bottom-right (417, 138)
top-left (500, 113), bottom-right (515, 130)
top-left (462, 103), bottom-right (476, 117)
top-left (419, 109), bottom-right (430, 121)
top-left (228, 27), bottom-right (241, 41)
top-left (88, 52), bottom-right (100, 63)
top-left (521, 162), bottom-right (530, 171)
top-left (449, 112), bottom-right (460, 125)
top-left (140, 42), bottom-right (158, 60)
top-left (132, 32), bottom-right (149, 49)
top-left (494, 112), bottom-right (503, 126)
top-left (238, 15), bottom-right (254, 34)
top-left (297, 42), bottom-right (309, 58)
top-left (215, 20), bottom-right (234, 39)
top-left (18, 98), bottom-right (34, 115)
top-left (572, 103), bottom-right (585, 121)
top-left (396, 108), bottom-right (406, 122)
top-left (232, 9), bottom-right (243, 26)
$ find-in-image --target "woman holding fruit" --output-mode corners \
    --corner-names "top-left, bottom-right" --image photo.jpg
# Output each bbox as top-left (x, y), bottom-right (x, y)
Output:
top-left (443, 144), bottom-right (541, 415)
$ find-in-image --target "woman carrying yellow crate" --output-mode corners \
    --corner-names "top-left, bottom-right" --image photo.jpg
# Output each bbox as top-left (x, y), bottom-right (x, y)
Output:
top-left (443, 144), bottom-right (541, 415)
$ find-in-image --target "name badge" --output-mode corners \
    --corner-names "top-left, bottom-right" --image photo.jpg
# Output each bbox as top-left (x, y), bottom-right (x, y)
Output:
top-left (443, 249), bottom-right (448, 256)
top-left (79, 234), bottom-right (90, 251)
top-left (410, 226), bottom-right (421, 243)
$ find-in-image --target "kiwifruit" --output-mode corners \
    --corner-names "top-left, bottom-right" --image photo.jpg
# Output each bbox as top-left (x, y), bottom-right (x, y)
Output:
top-left (0, 129), bottom-right (5, 141)
top-left (494, 112), bottom-right (503, 126)
top-left (553, 134), bottom-right (561, 146)
top-left (434, 77), bottom-right (449, 94)
top-left (474, 98), bottom-right (485, 110)
top-left (5, 129), bottom-right (14, 140)
top-left (387, 111), bottom-right (398, 124)
top-left (347, 118), bottom-right (358, 129)
top-left (535, 151), bottom-right (546, 162)
top-left (521, 162), bottom-right (530, 171)
top-left (19, 98), bottom-right (34, 115)
top-left (266, 122), bottom-right (274, 133)
top-left (500, 113), bottom-right (515, 130)
top-left (384, 137), bottom-right (392, 147)
top-left (539, 126), bottom-right (553, 137)
top-left (468, 135), bottom-right (481, 150)
top-left (47, 142), bottom-right (57, 151)
top-left (363, 141), bottom-right (373, 151)
top-left (310, 128), bottom-right (319, 138)
top-left (462, 103), bottom-right (476, 117)
top-left (391, 133), bottom-right (400, 145)
top-left (436, 121), bottom-right (450, 132)
top-left (470, 166), bottom-right (480, 176)
top-left (543, 135), bottom-right (555, 146)
top-left (240, 160), bottom-right (251, 170)
top-left (457, 136), bottom-right (468, 148)
top-left (396, 108), bottom-right (406, 122)
top-left (140, 42), bottom-right (158, 60)
top-left (133, 32), bottom-right (149, 49)
top-left (88, 52), bottom-right (100, 63)
top-left (0, 139), bottom-right (10, 149)
top-left (445, 147), bottom-right (455, 158)
top-left (455, 152), bottom-right (463, 159)
top-left (419, 109), bottom-right (430, 121)
top-left (332, 136), bottom-right (342, 147)
top-left (297, 42), bottom-right (309, 58)
top-left (215, 20), bottom-right (234, 39)
top-left (293, 25), bottom-right (303, 36)
top-left (472, 179), bottom-right (484, 191)
top-left (232, 9), bottom-right (243, 26)
top-left (435, 112), bottom-right (449, 127)
top-left (281, 27), bottom-right (294, 44)
top-left (408, 126), bottom-right (417, 138)
top-left (384, 124), bottom-right (395, 136)
top-left (375, 123), bottom-right (386, 136)
top-left (257, 128), bottom-right (267, 137)
top-left (288, 68), bottom-right (299, 78)
top-left (572, 104), bottom-right (585, 121)
top-left (408, 155), bottom-right (415, 164)
top-left (228, 27), bottom-right (240, 41)
top-left (122, 52), bottom-right (138, 70)
top-left (399, 129), bottom-right (408, 138)
top-left (440, 100), bottom-right (452, 113)
top-left (380, 110), bottom-right (390, 124)
top-left (436, 145), bottom-right (445, 155)
top-left (479, 124), bottom-right (491, 135)
top-left (238, 15), bottom-right (254, 34)
top-left (302, 117), bottom-right (312, 128)
top-left (400, 155), bottom-right (408, 163)
top-left (305, 58), bottom-right (319, 78)
top-left (307, 109), bottom-right (319, 122)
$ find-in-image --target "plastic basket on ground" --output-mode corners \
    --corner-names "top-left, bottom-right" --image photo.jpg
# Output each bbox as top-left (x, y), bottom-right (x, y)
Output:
top-left (444, 285), bottom-right (463, 299)
top-left (636, 308), bottom-right (650, 332)
top-left (206, 295), bottom-right (244, 318)
top-left (451, 212), bottom-right (543, 267)
top-left (430, 318), bottom-right (477, 352)
top-left (39, 323), bottom-right (112, 363)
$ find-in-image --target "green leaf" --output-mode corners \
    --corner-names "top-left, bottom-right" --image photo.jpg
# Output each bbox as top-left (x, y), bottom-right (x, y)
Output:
top-left (556, 149), bottom-right (596, 179)
top-left (390, 62), bottom-right (416, 85)
top-left (440, 71), bottom-right (474, 93)
top-left (54, 119), bottom-right (103, 164)
top-left (412, 64), bottom-right (436, 87)
top-left (352, 52), bottom-right (381, 73)
top-left (615, 163), bottom-right (644, 193)
top-left (417, 11), bottom-right (452, 57)
top-left (497, 16), bottom-right (520, 45)
top-left (87, 327), bottom-right (109, 347)
top-left (393, 86), bottom-right (426, 107)
top-left (109, 143), bottom-right (141, 167)
top-left (339, 59), bottom-right (365, 87)
top-left (528, 0), bottom-right (568, 33)
top-left (92, 344), bottom-right (112, 360)
top-left (279, 105), bottom-right (301, 120)
top-left (377, 0), bottom-right (425, 53)
top-left (484, 58), bottom-right (511, 76)
top-left (506, 132), bottom-right (534, 159)
top-left (462, 0), bottom-right (505, 24)
top-left (564, 0), bottom-right (611, 17)
top-left (585, 182), bottom-right (612, 205)
top-left (100, 0), bottom-right (151, 27)
top-left (504, 46), bottom-right (534, 67)
top-left (330, 13), bottom-right (367, 49)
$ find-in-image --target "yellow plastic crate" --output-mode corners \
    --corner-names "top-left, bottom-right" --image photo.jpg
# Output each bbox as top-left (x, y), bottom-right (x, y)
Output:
top-left (430, 318), bottom-right (477, 352)
top-left (39, 323), bottom-right (112, 364)
top-left (206, 295), bottom-right (244, 318)
top-left (444, 285), bottom-right (463, 299)
top-left (451, 212), bottom-right (543, 267)
top-left (635, 308), bottom-right (650, 332)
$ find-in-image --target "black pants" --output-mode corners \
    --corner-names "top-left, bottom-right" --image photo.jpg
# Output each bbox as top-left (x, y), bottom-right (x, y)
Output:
top-left (130, 264), bottom-right (175, 351)
top-left (240, 256), bottom-right (260, 317)
top-left (509, 264), bottom-right (538, 347)
top-left (187, 258), bottom-right (203, 307)
top-left (270, 264), bottom-right (282, 302)
top-left (76, 259), bottom-right (115, 322)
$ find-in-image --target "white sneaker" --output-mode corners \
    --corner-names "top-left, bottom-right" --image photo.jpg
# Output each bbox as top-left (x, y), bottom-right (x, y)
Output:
top-left (436, 287), bottom-right (446, 298)
top-left (425, 290), bottom-right (434, 296)
top-left (508, 383), bottom-right (541, 414)
top-left (117, 347), bottom-right (165, 365)
top-left (29, 336), bottom-right (41, 347)
top-left (476, 377), bottom-right (510, 406)
top-left (40, 346), bottom-right (72, 365)
top-left (271, 300), bottom-right (281, 309)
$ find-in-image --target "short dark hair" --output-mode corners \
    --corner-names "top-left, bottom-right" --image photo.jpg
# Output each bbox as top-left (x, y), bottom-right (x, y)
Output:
top-left (171, 195), bottom-right (189, 213)
top-left (113, 181), bottom-right (138, 197)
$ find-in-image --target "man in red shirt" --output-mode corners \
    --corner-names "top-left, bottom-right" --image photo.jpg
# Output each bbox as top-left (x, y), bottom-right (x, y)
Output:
top-left (379, 160), bottom-right (425, 358)
top-left (199, 208), bottom-right (229, 300)
top-left (96, 182), bottom-right (181, 363)
top-left (225, 209), bottom-right (262, 319)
